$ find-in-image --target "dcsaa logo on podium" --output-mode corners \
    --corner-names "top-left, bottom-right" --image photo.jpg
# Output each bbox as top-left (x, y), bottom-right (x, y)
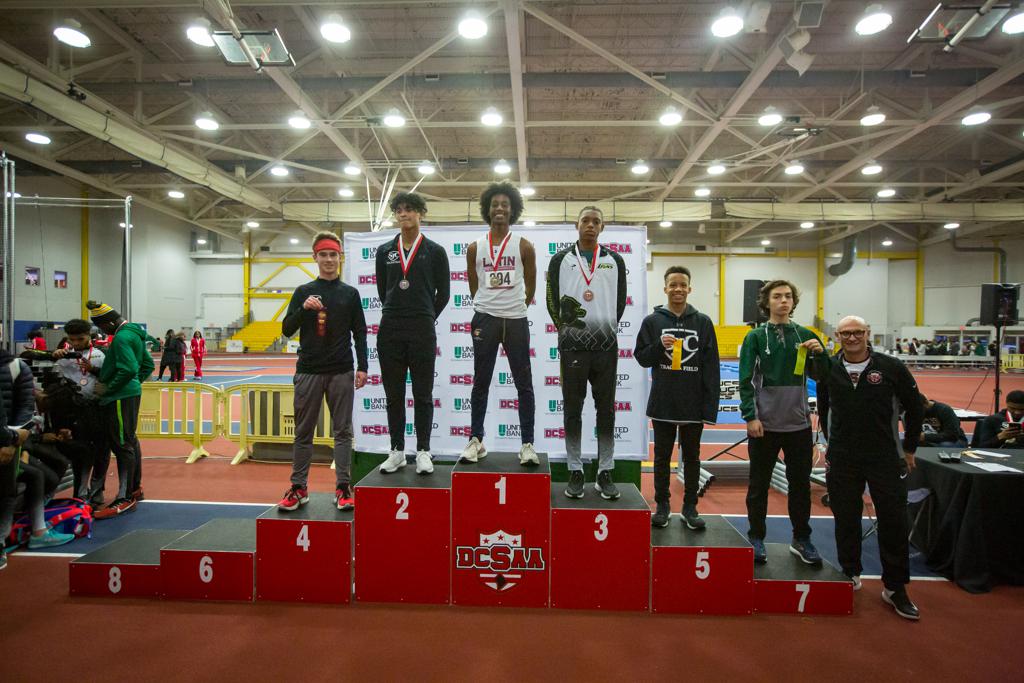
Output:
top-left (455, 530), bottom-right (545, 592)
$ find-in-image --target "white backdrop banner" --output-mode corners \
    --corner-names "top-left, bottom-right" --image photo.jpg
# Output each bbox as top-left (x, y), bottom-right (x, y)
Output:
top-left (343, 225), bottom-right (649, 461)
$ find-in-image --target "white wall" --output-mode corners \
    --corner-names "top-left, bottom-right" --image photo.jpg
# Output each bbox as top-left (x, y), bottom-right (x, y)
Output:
top-left (646, 254), bottom-right (719, 321)
top-left (823, 256), bottom-right (890, 331)
top-left (725, 256), bottom-right (817, 326)
top-left (922, 240), bottom-right (1024, 326)
top-left (887, 258), bottom-right (917, 334)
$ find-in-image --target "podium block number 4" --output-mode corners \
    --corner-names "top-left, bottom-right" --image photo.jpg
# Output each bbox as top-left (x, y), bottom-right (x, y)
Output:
top-left (594, 513), bottom-right (609, 541)
top-left (695, 551), bottom-right (710, 580)
top-left (795, 583), bottom-right (810, 613)
top-left (108, 566), bottom-right (122, 594)
top-left (296, 524), bottom-right (310, 552)
top-left (199, 555), bottom-right (214, 583)
top-left (395, 492), bottom-right (410, 520)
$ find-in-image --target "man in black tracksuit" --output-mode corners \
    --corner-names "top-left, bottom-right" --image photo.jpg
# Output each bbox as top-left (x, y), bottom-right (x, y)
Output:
top-left (634, 266), bottom-right (719, 529)
top-left (919, 394), bottom-right (966, 448)
top-left (375, 192), bottom-right (450, 475)
top-left (817, 315), bottom-right (923, 620)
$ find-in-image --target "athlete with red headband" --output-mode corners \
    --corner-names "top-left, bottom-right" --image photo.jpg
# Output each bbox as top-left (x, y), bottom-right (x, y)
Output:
top-left (278, 231), bottom-right (368, 511)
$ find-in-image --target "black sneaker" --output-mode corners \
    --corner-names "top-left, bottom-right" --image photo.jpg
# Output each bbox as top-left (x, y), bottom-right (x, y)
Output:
top-left (790, 538), bottom-right (824, 566)
top-left (751, 538), bottom-right (768, 564)
top-left (595, 470), bottom-right (620, 500)
top-left (681, 506), bottom-right (706, 530)
top-left (565, 470), bottom-right (585, 498)
top-left (882, 588), bottom-right (920, 620)
top-left (651, 503), bottom-right (670, 528)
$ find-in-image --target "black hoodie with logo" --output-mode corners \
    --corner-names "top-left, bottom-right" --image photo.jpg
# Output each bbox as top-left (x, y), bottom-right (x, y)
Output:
top-left (634, 304), bottom-right (720, 423)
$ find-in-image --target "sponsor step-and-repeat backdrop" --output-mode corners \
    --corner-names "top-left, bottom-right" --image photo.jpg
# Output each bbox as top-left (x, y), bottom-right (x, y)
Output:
top-left (343, 225), bottom-right (649, 461)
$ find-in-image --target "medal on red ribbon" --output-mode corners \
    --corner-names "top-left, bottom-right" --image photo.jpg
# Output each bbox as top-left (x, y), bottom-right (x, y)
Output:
top-left (487, 231), bottom-right (512, 289)
top-left (398, 233), bottom-right (424, 290)
top-left (574, 244), bottom-right (599, 302)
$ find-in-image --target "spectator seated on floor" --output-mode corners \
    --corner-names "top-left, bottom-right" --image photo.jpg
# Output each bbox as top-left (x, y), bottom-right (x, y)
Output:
top-left (919, 394), bottom-right (967, 448)
top-left (974, 389), bottom-right (1024, 449)
top-left (28, 378), bottom-right (101, 500)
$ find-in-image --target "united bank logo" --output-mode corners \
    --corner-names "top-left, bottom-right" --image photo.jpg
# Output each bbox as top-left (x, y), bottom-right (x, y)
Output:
top-left (454, 397), bottom-right (472, 411)
top-left (548, 241), bottom-right (574, 255)
top-left (361, 297), bottom-right (382, 310)
top-left (548, 347), bottom-right (560, 361)
top-left (497, 372), bottom-right (516, 386)
top-left (547, 399), bottom-right (564, 414)
top-left (453, 242), bottom-right (470, 257)
top-left (455, 530), bottom-right (545, 592)
top-left (453, 294), bottom-right (474, 308)
top-left (368, 348), bottom-right (379, 361)
top-left (362, 397), bottom-right (387, 412)
top-left (614, 401), bottom-right (632, 411)
top-left (405, 422), bottom-right (439, 436)
top-left (454, 346), bottom-right (474, 360)
top-left (360, 246), bottom-right (379, 260)
top-left (497, 424), bottom-right (521, 439)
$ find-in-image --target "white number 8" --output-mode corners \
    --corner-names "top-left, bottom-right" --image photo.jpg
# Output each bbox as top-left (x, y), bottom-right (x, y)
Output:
top-left (108, 566), bottom-right (122, 594)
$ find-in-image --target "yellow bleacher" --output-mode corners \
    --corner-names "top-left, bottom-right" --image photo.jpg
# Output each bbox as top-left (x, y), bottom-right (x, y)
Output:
top-left (227, 321), bottom-right (284, 352)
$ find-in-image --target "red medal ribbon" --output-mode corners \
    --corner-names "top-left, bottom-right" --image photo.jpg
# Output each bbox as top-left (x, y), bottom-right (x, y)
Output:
top-left (488, 231), bottom-right (512, 272)
top-left (573, 243), bottom-right (600, 286)
top-left (398, 233), bottom-right (424, 280)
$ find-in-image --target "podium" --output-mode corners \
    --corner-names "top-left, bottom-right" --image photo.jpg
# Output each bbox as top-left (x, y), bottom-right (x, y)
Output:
top-left (753, 544), bottom-right (853, 615)
top-left (161, 518), bottom-right (257, 601)
top-left (257, 493), bottom-right (353, 604)
top-left (652, 515), bottom-right (753, 615)
top-left (355, 466), bottom-right (453, 605)
top-left (69, 529), bottom-right (186, 598)
top-left (451, 452), bottom-right (550, 608)
top-left (550, 483), bottom-right (650, 611)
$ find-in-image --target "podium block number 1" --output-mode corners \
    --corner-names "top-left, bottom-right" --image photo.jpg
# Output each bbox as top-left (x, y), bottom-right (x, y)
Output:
top-left (495, 476), bottom-right (506, 505)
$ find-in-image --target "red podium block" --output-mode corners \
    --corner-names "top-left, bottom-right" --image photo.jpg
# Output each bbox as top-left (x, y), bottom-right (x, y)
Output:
top-left (452, 452), bottom-right (550, 608)
top-left (161, 518), bottom-right (257, 601)
top-left (753, 544), bottom-right (854, 615)
top-left (355, 465), bottom-right (452, 605)
top-left (652, 515), bottom-right (754, 615)
top-left (257, 493), bottom-right (353, 604)
top-left (550, 483), bottom-right (650, 611)
top-left (69, 529), bottom-right (186, 598)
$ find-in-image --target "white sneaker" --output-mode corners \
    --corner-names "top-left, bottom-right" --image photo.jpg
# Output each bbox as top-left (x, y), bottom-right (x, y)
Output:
top-left (380, 450), bottom-right (407, 473)
top-left (519, 443), bottom-right (539, 465)
top-left (460, 437), bottom-right (487, 463)
top-left (416, 450), bottom-right (434, 474)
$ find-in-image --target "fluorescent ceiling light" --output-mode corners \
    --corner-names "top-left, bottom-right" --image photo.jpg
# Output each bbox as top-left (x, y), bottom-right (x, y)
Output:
top-left (758, 106), bottom-right (783, 126)
top-left (658, 107), bottom-right (682, 127)
top-left (458, 12), bottom-right (488, 39)
top-left (784, 163), bottom-right (804, 175)
top-left (167, 190), bottom-right (185, 199)
top-left (480, 107), bottom-right (503, 127)
top-left (54, 19), bottom-right (91, 48)
top-left (186, 18), bottom-right (214, 47)
top-left (711, 7), bottom-right (744, 38)
top-left (118, 222), bottom-right (133, 228)
top-left (659, 220), bottom-right (673, 228)
top-left (631, 160), bottom-right (649, 175)
top-left (25, 132), bottom-right (51, 145)
top-left (194, 112), bottom-right (219, 131)
top-left (196, 238), bottom-right (207, 245)
top-left (943, 222), bottom-right (960, 230)
top-left (1004, 10), bottom-right (1024, 34)
top-left (877, 188), bottom-right (896, 198)
top-left (860, 106), bottom-right (886, 126)
top-left (5, 192), bottom-right (20, 199)
top-left (493, 160), bottom-right (512, 175)
top-left (881, 239), bottom-right (893, 246)
top-left (320, 14), bottom-right (352, 43)
top-left (694, 187), bottom-right (711, 197)
top-left (523, 220), bottom-right (536, 226)
top-left (800, 221), bottom-right (815, 229)
top-left (521, 186), bottom-right (536, 197)
top-left (761, 239), bottom-right (771, 246)
top-left (861, 162), bottom-right (883, 175)
top-left (417, 162), bottom-right (435, 175)
top-left (855, 4), bottom-right (892, 36)
top-left (382, 109), bottom-right (406, 128)
top-left (246, 220), bottom-right (260, 229)
top-left (270, 165), bottom-right (289, 177)
top-left (707, 163), bottom-right (726, 175)
top-left (289, 238), bottom-right (300, 244)
top-left (961, 109), bottom-right (991, 126)
top-left (343, 164), bottom-right (361, 176)
top-left (337, 187), bottom-right (354, 198)
top-left (287, 111), bottom-right (311, 129)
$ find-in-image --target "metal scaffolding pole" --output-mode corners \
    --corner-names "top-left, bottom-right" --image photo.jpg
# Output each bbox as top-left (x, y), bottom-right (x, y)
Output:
top-left (1, 153), bottom-right (14, 352)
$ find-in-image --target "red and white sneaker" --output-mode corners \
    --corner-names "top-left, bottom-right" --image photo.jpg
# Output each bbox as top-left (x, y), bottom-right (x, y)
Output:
top-left (94, 497), bottom-right (137, 520)
top-left (335, 485), bottom-right (354, 511)
top-left (277, 485), bottom-right (309, 511)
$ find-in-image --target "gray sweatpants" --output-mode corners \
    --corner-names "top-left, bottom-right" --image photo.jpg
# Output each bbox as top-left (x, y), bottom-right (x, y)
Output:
top-left (290, 372), bottom-right (355, 488)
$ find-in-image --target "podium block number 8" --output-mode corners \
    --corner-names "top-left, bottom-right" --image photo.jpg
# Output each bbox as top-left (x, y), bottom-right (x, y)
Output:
top-left (199, 555), bottom-right (213, 583)
top-left (395, 492), bottom-right (410, 520)
top-left (594, 513), bottom-right (609, 541)
top-left (695, 551), bottom-right (710, 580)
top-left (108, 566), bottom-right (122, 594)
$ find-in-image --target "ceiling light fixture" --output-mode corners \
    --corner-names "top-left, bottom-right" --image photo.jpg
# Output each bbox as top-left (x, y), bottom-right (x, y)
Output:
top-left (758, 106), bottom-right (783, 127)
top-left (417, 162), bottom-right (435, 175)
top-left (877, 187), bottom-right (896, 198)
top-left (659, 107), bottom-right (683, 127)
top-left (270, 165), bottom-right (289, 177)
top-left (523, 220), bottom-right (536, 226)
top-left (521, 186), bottom-right (536, 197)
top-left (480, 107), bottom-right (503, 127)
top-left (694, 187), bottom-right (711, 197)
top-left (196, 238), bottom-right (207, 245)
top-left (1004, 8), bottom-right (1024, 34)
top-left (855, 4), bottom-right (892, 36)
top-left (289, 238), bottom-right (300, 245)
top-left (246, 220), bottom-right (260, 229)
top-left (493, 160), bottom-right (512, 175)
top-left (458, 11), bottom-right (488, 39)
top-left (659, 220), bottom-right (673, 228)
top-left (343, 164), bottom-right (361, 176)
top-left (167, 190), bottom-right (185, 199)
top-left (784, 162), bottom-right (804, 175)
top-left (861, 161), bottom-right (883, 175)
top-left (54, 19), bottom-right (91, 48)
top-left (881, 238), bottom-right (893, 246)
top-left (631, 160), bottom-right (650, 175)
top-left (961, 108), bottom-right (992, 126)
top-left (186, 18), bottom-right (215, 47)
top-left (860, 105), bottom-right (886, 126)
top-left (337, 186), bottom-right (354, 198)
top-left (287, 111), bottom-right (311, 129)
top-left (943, 222), bottom-right (960, 230)
top-left (761, 239), bottom-right (771, 246)
top-left (711, 7), bottom-right (745, 38)
top-left (707, 162), bottom-right (726, 175)
top-left (320, 14), bottom-right (352, 43)
top-left (25, 132), bottom-right (51, 145)
top-left (194, 112), bottom-right (219, 131)
top-left (382, 109), bottom-right (406, 128)
top-left (800, 221), bottom-right (815, 229)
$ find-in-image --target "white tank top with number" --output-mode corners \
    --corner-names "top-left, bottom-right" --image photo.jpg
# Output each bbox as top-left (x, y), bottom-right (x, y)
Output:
top-left (473, 232), bottom-right (527, 318)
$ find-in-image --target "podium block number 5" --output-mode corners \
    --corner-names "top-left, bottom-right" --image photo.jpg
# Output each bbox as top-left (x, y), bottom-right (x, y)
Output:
top-left (695, 551), bottom-right (710, 580)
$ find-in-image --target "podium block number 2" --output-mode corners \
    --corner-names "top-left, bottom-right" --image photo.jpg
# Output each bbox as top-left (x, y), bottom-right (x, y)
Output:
top-left (395, 491), bottom-right (410, 520)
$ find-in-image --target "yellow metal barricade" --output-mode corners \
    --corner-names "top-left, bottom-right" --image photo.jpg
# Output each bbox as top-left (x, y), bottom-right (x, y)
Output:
top-left (138, 382), bottom-right (221, 463)
top-left (1003, 354), bottom-right (1024, 370)
top-left (220, 383), bottom-right (335, 465)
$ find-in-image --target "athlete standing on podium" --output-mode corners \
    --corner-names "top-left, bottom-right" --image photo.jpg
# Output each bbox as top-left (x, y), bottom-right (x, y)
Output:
top-left (460, 183), bottom-right (539, 466)
top-left (376, 193), bottom-right (451, 475)
top-left (547, 206), bottom-right (627, 500)
top-left (278, 231), bottom-right (368, 512)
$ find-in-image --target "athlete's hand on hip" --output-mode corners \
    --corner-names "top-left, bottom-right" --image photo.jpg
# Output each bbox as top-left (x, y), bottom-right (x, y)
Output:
top-left (800, 339), bottom-right (824, 354)
top-left (746, 419), bottom-right (764, 438)
top-left (660, 334), bottom-right (676, 350)
top-left (354, 371), bottom-right (367, 390)
top-left (303, 295), bottom-right (324, 311)
top-left (904, 450), bottom-right (916, 472)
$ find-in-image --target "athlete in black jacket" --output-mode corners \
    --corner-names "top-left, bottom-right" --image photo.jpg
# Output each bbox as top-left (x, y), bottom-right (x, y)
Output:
top-left (817, 315), bottom-right (923, 620)
top-left (634, 266), bottom-right (719, 528)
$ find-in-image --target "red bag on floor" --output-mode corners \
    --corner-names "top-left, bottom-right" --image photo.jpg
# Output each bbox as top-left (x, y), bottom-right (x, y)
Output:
top-left (5, 497), bottom-right (93, 549)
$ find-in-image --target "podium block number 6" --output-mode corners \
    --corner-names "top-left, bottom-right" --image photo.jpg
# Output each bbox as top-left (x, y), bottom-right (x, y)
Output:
top-left (199, 555), bottom-right (213, 584)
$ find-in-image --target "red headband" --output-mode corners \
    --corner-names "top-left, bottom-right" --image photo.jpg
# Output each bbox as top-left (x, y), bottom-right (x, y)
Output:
top-left (313, 238), bottom-right (341, 254)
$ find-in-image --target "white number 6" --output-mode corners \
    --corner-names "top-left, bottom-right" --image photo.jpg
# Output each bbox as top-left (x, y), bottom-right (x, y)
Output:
top-left (199, 555), bottom-right (213, 584)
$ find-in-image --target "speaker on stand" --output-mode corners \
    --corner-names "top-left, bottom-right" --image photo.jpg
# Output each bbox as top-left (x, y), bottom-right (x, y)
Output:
top-left (743, 279), bottom-right (768, 326)
top-left (980, 283), bottom-right (1021, 411)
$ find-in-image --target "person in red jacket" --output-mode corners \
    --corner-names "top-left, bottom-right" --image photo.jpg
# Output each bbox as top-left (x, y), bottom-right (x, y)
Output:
top-left (27, 329), bottom-right (47, 351)
top-left (190, 331), bottom-right (206, 379)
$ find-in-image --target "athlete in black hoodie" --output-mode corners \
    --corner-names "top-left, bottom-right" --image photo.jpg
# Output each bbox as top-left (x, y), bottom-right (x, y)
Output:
top-left (634, 266), bottom-right (720, 528)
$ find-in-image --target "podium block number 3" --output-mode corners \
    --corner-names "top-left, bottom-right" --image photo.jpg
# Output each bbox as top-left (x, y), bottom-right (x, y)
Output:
top-left (593, 513), bottom-right (609, 541)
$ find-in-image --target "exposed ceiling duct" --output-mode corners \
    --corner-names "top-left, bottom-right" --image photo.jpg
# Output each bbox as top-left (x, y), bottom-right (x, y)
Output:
top-left (827, 236), bottom-right (858, 277)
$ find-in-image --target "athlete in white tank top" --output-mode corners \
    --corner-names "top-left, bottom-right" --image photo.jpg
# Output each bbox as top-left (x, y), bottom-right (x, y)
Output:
top-left (473, 232), bottom-right (527, 318)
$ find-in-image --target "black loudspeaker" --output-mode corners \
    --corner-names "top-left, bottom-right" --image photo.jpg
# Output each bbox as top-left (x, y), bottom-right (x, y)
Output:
top-left (743, 279), bottom-right (767, 324)
top-left (980, 283), bottom-right (1020, 326)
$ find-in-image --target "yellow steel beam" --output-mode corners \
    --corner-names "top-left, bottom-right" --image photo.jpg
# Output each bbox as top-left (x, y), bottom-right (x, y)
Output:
top-left (80, 189), bottom-right (89, 319)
